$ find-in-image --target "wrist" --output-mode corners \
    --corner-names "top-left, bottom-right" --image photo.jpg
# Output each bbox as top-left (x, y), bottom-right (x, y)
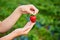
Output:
top-left (1, 31), bottom-right (18, 40)
top-left (15, 7), bottom-right (23, 14)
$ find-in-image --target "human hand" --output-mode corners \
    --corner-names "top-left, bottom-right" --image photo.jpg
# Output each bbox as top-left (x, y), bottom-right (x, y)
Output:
top-left (15, 4), bottom-right (39, 15)
top-left (0, 21), bottom-right (35, 40)
top-left (13, 21), bottom-right (35, 36)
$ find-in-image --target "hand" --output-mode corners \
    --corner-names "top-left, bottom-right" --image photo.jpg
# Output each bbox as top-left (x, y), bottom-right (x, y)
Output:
top-left (15, 4), bottom-right (39, 15)
top-left (0, 21), bottom-right (35, 40)
top-left (13, 21), bottom-right (35, 36)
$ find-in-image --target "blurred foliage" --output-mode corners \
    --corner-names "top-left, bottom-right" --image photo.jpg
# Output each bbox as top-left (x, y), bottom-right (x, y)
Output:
top-left (0, 0), bottom-right (60, 40)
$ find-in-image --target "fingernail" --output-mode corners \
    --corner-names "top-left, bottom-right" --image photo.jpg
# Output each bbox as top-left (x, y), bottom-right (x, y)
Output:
top-left (33, 14), bottom-right (36, 15)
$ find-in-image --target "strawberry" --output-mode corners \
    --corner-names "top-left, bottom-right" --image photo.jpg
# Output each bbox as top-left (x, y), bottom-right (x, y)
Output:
top-left (30, 15), bottom-right (36, 23)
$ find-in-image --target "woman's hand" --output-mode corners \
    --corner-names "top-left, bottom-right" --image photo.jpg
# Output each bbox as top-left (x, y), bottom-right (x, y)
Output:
top-left (15, 4), bottom-right (39, 15)
top-left (0, 21), bottom-right (35, 40)
top-left (12, 21), bottom-right (35, 37)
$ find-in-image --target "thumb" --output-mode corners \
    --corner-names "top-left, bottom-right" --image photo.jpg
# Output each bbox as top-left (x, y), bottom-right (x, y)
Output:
top-left (27, 9), bottom-right (34, 14)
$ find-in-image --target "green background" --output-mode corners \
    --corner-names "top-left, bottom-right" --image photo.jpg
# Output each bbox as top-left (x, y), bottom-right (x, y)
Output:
top-left (0, 0), bottom-right (60, 40)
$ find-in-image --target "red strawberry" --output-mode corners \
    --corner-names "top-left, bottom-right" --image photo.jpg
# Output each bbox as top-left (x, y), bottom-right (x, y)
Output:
top-left (30, 15), bottom-right (36, 23)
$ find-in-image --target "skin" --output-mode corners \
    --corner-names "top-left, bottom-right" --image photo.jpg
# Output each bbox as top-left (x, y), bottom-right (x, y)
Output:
top-left (0, 5), bottom-right (39, 40)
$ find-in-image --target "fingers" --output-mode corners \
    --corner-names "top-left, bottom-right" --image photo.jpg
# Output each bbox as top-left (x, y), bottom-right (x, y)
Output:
top-left (15, 21), bottom-right (35, 35)
top-left (23, 21), bottom-right (35, 31)
top-left (25, 22), bottom-right (35, 33)
top-left (28, 5), bottom-right (39, 15)
top-left (19, 4), bottom-right (39, 15)
top-left (34, 8), bottom-right (39, 15)
top-left (27, 9), bottom-right (33, 14)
